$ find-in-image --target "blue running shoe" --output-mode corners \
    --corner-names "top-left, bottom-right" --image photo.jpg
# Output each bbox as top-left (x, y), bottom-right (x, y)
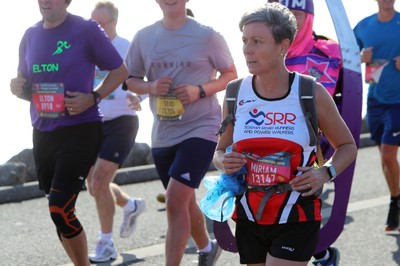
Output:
top-left (312, 247), bottom-right (340, 266)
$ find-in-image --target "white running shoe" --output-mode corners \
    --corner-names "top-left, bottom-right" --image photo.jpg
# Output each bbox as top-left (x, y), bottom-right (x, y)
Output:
top-left (120, 198), bottom-right (146, 238)
top-left (89, 239), bottom-right (117, 263)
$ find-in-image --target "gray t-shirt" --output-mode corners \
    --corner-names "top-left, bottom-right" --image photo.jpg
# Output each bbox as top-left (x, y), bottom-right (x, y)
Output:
top-left (126, 18), bottom-right (234, 148)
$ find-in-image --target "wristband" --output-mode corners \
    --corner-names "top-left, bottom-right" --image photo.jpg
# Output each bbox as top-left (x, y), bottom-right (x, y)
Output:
top-left (198, 85), bottom-right (206, 99)
top-left (122, 81), bottom-right (128, 91)
top-left (122, 75), bottom-right (136, 91)
top-left (92, 91), bottom-right (101, 105)
top-left (324, 164), bottom-right (337, 183)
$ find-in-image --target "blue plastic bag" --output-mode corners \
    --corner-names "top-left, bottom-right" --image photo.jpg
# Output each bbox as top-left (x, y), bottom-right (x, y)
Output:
top-left (200, 146), bottom-right (247, 222)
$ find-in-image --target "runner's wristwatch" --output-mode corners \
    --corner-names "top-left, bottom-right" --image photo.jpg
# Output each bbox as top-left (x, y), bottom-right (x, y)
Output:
top-left (92, 91), bottom-right (101, 105)
top-left (325, 164), bottom-right (337, 183)
top-left (198, 85), bottom-right (206, 99)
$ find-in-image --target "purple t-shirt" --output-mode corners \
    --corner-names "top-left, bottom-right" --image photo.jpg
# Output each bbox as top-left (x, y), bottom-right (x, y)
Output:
top-left (18, 13), bottom-right (123, 131)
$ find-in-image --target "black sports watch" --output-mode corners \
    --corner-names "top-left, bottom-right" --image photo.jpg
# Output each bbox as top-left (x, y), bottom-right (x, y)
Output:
top-left (92, 91), bottom-right (102, 105)
top-left (325, 164), bottom-right (337, 183)
top-left (198, 85), bottom-right (206, 99)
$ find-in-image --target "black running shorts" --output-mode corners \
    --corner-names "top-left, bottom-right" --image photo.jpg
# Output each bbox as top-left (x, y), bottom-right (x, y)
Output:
top-left (33, 122), bottom-right (102, 194)
top-left (235, 219), bottom-right (320, 264)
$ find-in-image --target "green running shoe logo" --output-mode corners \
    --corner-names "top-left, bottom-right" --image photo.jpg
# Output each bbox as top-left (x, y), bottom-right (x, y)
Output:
top-left (52, 40), bottom-right (71, 55)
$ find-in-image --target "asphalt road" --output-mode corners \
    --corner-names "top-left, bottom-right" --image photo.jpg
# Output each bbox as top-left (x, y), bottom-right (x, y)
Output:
top-left (1, 145), bottom-right (400, 266)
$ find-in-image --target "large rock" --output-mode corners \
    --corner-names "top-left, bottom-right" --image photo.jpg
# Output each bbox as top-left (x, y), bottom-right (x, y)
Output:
top-left (7, 149), bottom-right (37, 183)
top-left (0, 162), bottom-right (27, 186)
top-left (121, 142), bottom-right (153, 168)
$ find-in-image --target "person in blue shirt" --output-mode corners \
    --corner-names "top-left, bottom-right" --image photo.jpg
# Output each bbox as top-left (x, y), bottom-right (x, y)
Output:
top-left (354, 0), bottom-right (400, 232)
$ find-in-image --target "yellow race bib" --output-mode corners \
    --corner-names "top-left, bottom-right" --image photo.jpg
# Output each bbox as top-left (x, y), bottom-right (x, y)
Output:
top-left (156, 95), bottom-right (184, 121)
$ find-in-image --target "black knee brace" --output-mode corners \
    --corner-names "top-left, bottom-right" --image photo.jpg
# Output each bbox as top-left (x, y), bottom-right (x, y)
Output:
top-left (48, 188), bottom-right (83, 239)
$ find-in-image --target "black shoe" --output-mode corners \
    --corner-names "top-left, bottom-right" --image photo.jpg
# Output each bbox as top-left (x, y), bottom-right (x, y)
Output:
top-left (385, 200), bottom-right (400, 231)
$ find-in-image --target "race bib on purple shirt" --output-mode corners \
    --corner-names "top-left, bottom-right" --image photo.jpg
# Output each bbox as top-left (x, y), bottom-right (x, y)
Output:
top-left (32, 83), bottom-right (65, 118)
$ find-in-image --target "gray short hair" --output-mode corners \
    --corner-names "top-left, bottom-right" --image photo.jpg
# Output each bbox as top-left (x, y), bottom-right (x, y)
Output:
top-left (94, 1), bottom-right (118, 21)
top-left (239, 2), bottom-right (297, 44)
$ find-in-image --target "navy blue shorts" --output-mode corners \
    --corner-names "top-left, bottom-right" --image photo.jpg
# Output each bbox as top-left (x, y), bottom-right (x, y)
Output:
top-left (235, 219), bottom-right (320, 263)
top-left (151, 138), bottom-right (216, 189)
top-left (33, 122), bottom-right (102, 194)
top-left (99, 115), bottom-right (139, 166)
top-left (367, 98), bottom-right (400, 146)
